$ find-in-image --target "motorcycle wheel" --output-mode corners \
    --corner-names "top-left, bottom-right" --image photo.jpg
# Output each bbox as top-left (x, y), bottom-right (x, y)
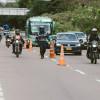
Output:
top-left (94, 53), bottom-right (97, 64)
top-left (16, 47), bottom-right (19, 58)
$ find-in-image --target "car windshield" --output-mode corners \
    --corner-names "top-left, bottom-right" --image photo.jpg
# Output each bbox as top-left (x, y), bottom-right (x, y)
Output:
top-left (75, 33), bottom-right (85, 38)
top-left (57, 34), bottom-right (77, 41)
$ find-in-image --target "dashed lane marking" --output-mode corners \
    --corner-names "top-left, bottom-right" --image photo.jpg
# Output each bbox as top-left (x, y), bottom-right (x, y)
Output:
top-left (0, 92), bottom-right (4, 97)
top-left (96, 79), bottom-right (100, 83)
top-left (0, 87), bottom-right (2, 91)
top-left (0, 98), bottom-right (5, 100)
top-left (74, 69), bottom-right (86, 75)
top-left (0, 84), bottom-right (5, 100)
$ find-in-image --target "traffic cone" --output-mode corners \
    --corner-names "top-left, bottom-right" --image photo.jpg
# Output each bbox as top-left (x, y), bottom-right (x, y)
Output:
top-left (24, 40), bottom-right (26, 49)
top-left (50, 41), bottom-right (55, 59)
top-left (58, 45), bottom-right (66, 66)
top-left (28, 40), bottom-right (33, 52)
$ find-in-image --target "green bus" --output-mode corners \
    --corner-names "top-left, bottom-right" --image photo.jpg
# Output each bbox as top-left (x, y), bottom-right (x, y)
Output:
top-left (26, 16), bottom-right (54, 46)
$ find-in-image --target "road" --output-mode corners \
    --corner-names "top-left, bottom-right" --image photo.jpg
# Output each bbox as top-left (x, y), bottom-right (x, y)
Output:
top-left (0, 38), bottom-right (100, 100)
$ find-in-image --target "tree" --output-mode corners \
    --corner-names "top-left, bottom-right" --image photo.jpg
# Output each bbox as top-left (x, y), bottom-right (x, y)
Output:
top-left (18, 0), bottom-right (33, 8)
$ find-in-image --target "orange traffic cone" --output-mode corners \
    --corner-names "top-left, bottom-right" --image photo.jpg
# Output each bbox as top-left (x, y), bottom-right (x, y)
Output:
top-left (28, 40), bottom-right (33, 52)
top-left (24, 40), bottom-right (26, 49)
top-left (50, 41), bottom-right (55, 59)
top-left (58, 45), bottom-right (66, 66)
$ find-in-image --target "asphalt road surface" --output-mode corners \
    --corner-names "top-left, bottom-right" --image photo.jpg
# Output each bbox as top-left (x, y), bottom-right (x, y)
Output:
top-left (0, 38), bottom-right (100, 100)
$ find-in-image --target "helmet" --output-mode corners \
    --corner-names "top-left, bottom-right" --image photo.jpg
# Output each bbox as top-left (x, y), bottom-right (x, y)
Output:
top-left (15, 29), bottom-right (20, 35)
top-left (91, 28), bottom-right (97, 32)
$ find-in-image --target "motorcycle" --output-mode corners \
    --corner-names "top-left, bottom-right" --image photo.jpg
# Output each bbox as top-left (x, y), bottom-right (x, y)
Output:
top-left (6, 38), bottom-right (11, 48)
top-left (14, 39), bottom-right (21, 58)
top-left (88, 40), bottom-right (99, 64)
top-left (0, 35), bottom-right (2, 42)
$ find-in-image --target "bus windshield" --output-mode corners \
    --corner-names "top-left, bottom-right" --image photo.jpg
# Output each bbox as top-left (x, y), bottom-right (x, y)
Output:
top-left (31, 22), bottom-right (51, 33)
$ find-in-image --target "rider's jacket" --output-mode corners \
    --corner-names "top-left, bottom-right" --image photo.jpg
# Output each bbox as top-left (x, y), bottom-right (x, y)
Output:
top-left (89, 33), bottom-right (100, 42)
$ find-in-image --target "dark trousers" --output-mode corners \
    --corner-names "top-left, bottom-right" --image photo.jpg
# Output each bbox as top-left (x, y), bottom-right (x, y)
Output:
top-left (38, 41), bottom-right (47, 58)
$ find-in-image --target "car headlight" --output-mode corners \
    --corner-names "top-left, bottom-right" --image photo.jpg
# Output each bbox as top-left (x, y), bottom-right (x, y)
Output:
top-left (76, 43), bottom-right (81, 46)
top-left (56, 43), bottom-right (61, 46)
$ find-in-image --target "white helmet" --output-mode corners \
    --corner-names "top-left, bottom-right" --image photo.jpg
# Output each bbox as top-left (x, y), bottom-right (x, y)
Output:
top-left (92, 28), bottom-right (97, 31)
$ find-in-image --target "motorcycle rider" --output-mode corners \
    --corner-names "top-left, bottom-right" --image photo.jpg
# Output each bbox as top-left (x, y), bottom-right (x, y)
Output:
top-left (12, 29), bottom-right (24, 54)
top-left (87, 28), bottom-right (100, 58)
top-left (6, 34), bottom-right (11, 41)
top-left (0, 34), bottom-right (2, 41)
top-left (36, 26), bottom-right (50, 59)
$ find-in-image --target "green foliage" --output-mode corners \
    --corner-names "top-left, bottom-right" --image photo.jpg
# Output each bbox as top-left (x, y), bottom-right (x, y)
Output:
top-left (72, 7), bottom-right (100, 33)
top-left (42, 6), bottom-right (100, 34)
top-left (17, 0), bottom-right (100, 32)
top-left (42, 12), bottom-right (80, 34)
top-left (18, 0), bottom-right (33, 8)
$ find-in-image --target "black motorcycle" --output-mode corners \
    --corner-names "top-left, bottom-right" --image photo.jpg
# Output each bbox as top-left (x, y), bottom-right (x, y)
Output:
top-left (6, 38), bottom-right (11, 48)
top-left (0, 34), bottom-right (2, 42)
top-left (14, 39), bottom-right (21, 58)
top-left (88, 40), bottom-right (99, 64)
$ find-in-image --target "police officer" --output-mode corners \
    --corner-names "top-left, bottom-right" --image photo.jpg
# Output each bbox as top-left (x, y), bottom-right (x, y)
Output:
top-left (87, 28), bottom-right (100, 58)
top-left (37, 26), bottom-right (49, 59)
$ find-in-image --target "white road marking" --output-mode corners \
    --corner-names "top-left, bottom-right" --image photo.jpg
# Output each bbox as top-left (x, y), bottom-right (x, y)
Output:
top-left (0, 92), bottom-right (4, 97)
top-left (0, 84), bottom-right (5, 100)
top-left (0, 88), bottom-right (2, 91)
top-left (96, 79), bottom-right (100, 83)
top-left (0, 97), bottom-right (5, 100)
top-left (74, 69), bottom-right (86, 75)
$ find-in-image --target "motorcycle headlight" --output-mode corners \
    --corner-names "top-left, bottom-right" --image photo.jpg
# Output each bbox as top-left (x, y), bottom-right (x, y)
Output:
top-left (76, 43), bottom-right (81, 47)
top-left (56, 43), bottom-right (61, 46)
top-left (16, 40), bottom-right (19, 43)
top-left (7, 39), bottom-right (10, 41)
top-left (92, 44), bottom-right (97, 48)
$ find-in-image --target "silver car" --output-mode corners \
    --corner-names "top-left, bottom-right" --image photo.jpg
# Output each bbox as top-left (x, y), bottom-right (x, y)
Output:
top-left (55, 32), bottom-right (82, 55)
top-left (74, 32), bottom-right (87, 48)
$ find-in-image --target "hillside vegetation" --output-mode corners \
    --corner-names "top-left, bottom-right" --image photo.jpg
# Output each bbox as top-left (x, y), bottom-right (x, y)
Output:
top-left (18, 0), bottom-right (100, 33)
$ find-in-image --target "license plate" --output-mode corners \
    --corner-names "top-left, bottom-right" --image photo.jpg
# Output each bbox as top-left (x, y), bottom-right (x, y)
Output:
top-left (66, 47), bottom-right (72, 50)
